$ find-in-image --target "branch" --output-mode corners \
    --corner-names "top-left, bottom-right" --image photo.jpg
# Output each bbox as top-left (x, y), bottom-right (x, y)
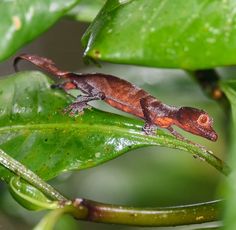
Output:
top-left (34, 198), bottom-right (222, 228)
top-left (190, 69), bottom-right (230, 111)
top-left (60, 199), bottom-right (222, 227)
top-left (0, 148), bottom-right (225, 227)
top-left (0, 148), bottom-right (67, 201)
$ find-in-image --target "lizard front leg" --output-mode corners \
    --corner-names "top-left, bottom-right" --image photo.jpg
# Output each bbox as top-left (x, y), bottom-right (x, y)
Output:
top-left (64, 92), bottom-right (105, 115)
top-left (167, 126), bottom-right (207, 151)
top-left (166, 126), bottom-right (186, 141)
top-left (140, 97), bottom-right (157, 135)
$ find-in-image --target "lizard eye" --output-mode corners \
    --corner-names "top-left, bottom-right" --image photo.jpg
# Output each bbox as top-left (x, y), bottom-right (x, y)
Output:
top-left (197, 114), bottom-right (209, 126)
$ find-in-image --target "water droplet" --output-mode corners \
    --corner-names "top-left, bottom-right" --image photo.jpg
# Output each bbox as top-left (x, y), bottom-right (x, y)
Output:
top-left (107, 29), bottom-right (113, 34)
top-left (196, 216), bottom-right (204, 221)
top-left (119, 0), bottom-right (131, 5)
top-left (138, 5), bottom-right (144, 11)
top-left (25, 7), bottom-right (34, 21)
top-left (174, 41), bottom-right (180, 46)
top-left (206, 38), bottom-right (216, 43)
top-left (95, 152), bottom-right (101, 158)
top-left (141, 27), bottom-right (146, 33)
top-left (183, 46), bottom-right (189, 52)
top-left (209, 27), bottom-right (220, 35)
top-left (49, 3), bottom-right (59, 12)
top-left (204, 22), bottom-right (210, 28)
top-left (150, 27), bottom-right (155, 32)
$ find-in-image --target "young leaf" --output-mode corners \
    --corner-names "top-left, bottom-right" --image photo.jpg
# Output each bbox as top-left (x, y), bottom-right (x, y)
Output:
top-left (83, 0), bottom-right (236, 70)
top-left (0, 148), bottom-right (67, 200)
top-left (0, 71), bottom-right (228, 182)
top-left (9, 177), bottom-right (60, 210)
top-left (0, 0), bottom-right (80, 61)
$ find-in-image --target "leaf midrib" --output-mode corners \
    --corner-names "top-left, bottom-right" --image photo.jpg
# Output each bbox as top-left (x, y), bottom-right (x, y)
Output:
top-left (0, 123), bottom-right (144, 134)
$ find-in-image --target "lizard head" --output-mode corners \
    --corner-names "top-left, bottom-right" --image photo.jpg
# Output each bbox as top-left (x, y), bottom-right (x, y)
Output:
top-left (176, 107), bottom-right (218, 141)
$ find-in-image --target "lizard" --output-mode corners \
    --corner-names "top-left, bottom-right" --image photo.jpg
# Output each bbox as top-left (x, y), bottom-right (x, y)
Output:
top-left (14, 54), bottom-right (218, 145)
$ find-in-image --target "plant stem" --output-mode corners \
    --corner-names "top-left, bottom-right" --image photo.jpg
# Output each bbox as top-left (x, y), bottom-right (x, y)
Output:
top-left (0, 149), bottom-right (225, 227)
top-left (34, 206), bottom-right (74, 230)
top-left (68, 198), bottom-right (222, 227)
top-left (0, 148), bottom-right (67, 201)
top-left (192, 69), bottom-right (221, 98)
top-left (190, 69), bottom-right (231, 146)
top-left (190, 69), bottom-right (230, 111)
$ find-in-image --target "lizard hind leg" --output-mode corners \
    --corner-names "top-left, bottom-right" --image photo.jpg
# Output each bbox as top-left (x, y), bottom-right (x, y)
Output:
top-left (51, 81), bottom-right (77, 99)
top-left (51, 81), bottom-right (77, 91)
top-left (140, 96), bottom-right (158, 135)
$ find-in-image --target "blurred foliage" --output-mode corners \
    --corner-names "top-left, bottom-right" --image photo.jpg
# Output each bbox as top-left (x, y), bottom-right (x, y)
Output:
top-left (0, 0), bottom-right (80, 61)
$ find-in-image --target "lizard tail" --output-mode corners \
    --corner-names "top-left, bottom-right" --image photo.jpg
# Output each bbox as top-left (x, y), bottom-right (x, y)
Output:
top-left (13, 54), bottom-right (70, 79)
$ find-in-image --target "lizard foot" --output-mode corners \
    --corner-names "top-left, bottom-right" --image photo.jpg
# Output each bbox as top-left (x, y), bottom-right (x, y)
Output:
top-left (64, 102), bottom-right (91, 116)
top-left (142, 123), bottom-right (157, 135)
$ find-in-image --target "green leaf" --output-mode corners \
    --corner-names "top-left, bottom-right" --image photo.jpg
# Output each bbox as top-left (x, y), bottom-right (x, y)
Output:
top-left (220, 81), bottom-right (236, 229)
top-left (0, 71), bottom-right (228, 182)
top-left (0, 0), bottom-right (80, 61)
top-left (9, 177), bottom-right (59, 210)
top-left (83, 0), bottom-right (236, 70)
top-left (67, 0), bottom-right (106, 22)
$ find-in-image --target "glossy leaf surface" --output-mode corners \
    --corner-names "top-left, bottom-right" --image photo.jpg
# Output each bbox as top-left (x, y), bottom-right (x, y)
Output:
top-left (0, 0), bottom-right (79, 61)
top-left (67, 0), bottom-right (106, 22)
top-left (9, 177), bottom-right (59, 210)
top-left (0, 72), bottom-right (225, 182)
top-left (83, 0), bottom-right (236, 70)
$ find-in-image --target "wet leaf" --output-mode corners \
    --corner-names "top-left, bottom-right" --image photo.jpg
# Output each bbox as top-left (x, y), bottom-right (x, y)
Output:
top-left (0, 0), bottom-right (80, 61)
top-left (83, 0), bottom-right (236, 70)
top-left (0, 71), bottom-right (226, 182)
